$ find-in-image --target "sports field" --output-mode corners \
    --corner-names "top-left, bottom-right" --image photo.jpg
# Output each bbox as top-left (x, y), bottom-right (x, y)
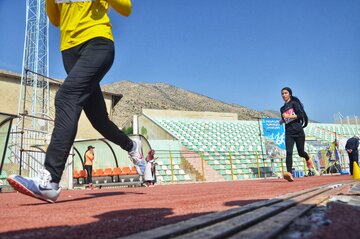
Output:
top-left (0, 175), bottom-right (358, 239)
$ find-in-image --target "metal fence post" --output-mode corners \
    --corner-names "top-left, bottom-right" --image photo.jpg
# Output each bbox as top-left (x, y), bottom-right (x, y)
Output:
top-left (256, 151), bottom-right (260, 178)
top-left (228, 151), bottom-right (234, 180)
top-left (169, 151), bottom-right (174, 183)
top-left (200, 151), bottom-right (205, 181)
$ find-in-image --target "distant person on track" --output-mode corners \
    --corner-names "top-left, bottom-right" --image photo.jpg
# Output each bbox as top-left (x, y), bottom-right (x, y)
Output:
top-left (345, 135), bottom-right (359, 175)
top-left (144, 150), bottom-right (156, 187)
top-left (84, 146), bottom-right (95, 189)
top-left (7, 0), bottom-right (144, 203)
top-left (280, 87), bottom-right (315, 182)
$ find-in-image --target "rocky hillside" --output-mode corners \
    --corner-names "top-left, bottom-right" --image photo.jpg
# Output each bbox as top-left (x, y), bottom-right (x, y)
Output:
top-left (102, 81), bottom-right (269, 127)
top-left (262, 110), bottom-right (281, 118)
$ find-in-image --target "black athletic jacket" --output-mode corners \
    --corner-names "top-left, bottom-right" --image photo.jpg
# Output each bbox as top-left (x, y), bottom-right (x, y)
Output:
top-left (280, 100), bottom-right (305, 136)
top-left (345, 137), bottom-right (359, 153)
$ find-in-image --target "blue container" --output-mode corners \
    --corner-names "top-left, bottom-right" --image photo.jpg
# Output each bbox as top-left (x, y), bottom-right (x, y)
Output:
top-left (299, 171), bottom-right (304, 177)
top-left (341, 170), bottom-right (349, 175)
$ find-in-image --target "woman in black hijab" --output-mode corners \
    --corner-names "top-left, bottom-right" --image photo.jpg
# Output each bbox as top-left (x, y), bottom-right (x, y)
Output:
top-left (280, 87), bottom-right (314, 182)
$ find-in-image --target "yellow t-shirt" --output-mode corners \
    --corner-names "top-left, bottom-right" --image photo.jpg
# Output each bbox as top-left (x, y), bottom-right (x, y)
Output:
top-left (48, 0), bottom-right (131, 51)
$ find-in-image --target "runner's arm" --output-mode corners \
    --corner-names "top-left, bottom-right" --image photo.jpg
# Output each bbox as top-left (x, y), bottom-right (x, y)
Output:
top-left (46, 0), bottom-right (60, 26)
top-left (292, 101), bottom-right (304, 119)
top-left (108, 0), bottom-right (132, 17)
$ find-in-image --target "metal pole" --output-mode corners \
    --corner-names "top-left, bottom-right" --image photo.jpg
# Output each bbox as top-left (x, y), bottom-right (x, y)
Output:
top-left (19, 69), bottom-right (30, 176)
top-left (256, 151), bottom-right (260, 178)
top-left (321, 150), bottom-right (327, 174)
top-left (263, 157), bottom-right (267, 179)
top-left (341, 151), bottom-right (347, 173)
top-left (257, 118), bottom-right (265, 159)
top-left (18, 30), bottom-right (32, 176)
top-left (228, 151), bottom-right (234, 180)
top-left (200, 152), bottom-right (205, 181)
top-left (169, 151), bottom-right (174, 183)
top-left (0, 118), bottom-right (15, 174)
top-left (257, 118), bottom-right (266, 178)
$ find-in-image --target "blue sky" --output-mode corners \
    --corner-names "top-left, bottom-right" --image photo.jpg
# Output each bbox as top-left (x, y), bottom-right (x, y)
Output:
top-left (0, 0), bottom-right (359, 123)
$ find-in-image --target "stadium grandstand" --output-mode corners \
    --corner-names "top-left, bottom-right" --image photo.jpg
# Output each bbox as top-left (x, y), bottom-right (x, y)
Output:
top-left (1, 70), bottom-right (359, 189)
top-left (131, 109), bottom-right (360, 183)
top-left (2, 107), bottom-right (360, 190)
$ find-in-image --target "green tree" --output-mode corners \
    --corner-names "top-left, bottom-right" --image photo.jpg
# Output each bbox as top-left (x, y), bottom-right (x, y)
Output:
top-left (141, 126), bottom-right (148, 138)
top-left (123, 126), bottom-right (133, 135)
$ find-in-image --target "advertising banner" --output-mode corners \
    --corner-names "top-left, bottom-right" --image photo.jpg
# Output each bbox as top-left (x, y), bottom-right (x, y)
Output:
top-left (261, 118), bottom-right (285, 159)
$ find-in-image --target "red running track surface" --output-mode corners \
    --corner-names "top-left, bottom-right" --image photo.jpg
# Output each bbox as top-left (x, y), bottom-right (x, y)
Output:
top-left (0, 175), bottom-right (355, 239)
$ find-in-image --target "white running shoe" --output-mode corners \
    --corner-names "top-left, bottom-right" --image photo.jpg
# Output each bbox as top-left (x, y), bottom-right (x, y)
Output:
top-left (7, 168), bottom-right (61, 203)
top-left (128, 139), bottom-right (145, 175)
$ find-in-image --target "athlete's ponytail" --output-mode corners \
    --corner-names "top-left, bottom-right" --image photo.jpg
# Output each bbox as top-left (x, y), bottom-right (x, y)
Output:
top-left (281, 87), bottom-right (308, 128)
top-left (291, 96), bottom-right (308, 128)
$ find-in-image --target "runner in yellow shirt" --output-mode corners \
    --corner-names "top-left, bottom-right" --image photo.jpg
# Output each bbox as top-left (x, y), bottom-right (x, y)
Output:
top-left (8, 0), bottom-right (144, 203)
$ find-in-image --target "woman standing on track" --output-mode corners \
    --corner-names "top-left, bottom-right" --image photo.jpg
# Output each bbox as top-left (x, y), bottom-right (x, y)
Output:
top-left (84, 146), bottom-right (96, 189)
top-left (144, 149), bottom-right (156, 187)
top-left (280, 87), bottom-right (314, 182)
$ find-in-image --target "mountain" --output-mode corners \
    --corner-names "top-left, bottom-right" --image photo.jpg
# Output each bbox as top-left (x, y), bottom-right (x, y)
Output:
top-left (102, 81), bottom-right (270, 127)
top-left (262, 110), bottom-right (281, 119)
top-left (263, 109), bottom-right (318, 123)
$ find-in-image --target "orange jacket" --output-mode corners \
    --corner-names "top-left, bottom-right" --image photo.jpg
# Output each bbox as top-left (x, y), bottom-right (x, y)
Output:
top-left (85, 151), bottom-right (94, 166)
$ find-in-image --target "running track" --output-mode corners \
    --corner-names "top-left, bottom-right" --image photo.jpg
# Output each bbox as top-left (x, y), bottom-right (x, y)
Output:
top-left (0, 175), bottom-right (356, 239)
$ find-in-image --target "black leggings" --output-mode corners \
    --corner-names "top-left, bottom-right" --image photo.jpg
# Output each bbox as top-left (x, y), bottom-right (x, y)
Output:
top-left (285, 135), bottom-right (310, 172)
top-left (348, 152), bottom-right (359, 175)
top-left (44, 37), bottom-right (133, 183)
top-left (84, 165), bottom-right (93, 184)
